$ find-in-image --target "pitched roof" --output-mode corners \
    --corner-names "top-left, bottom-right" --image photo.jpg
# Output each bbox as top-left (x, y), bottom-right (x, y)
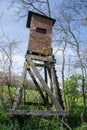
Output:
top-left (26, 11), bottom-right (56, 28)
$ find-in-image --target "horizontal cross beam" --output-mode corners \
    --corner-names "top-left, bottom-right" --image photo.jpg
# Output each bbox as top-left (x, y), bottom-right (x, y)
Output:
top-left (8, 110), bottom-right (68, 116)
top-left (25, 54), bottom-right (56, 62)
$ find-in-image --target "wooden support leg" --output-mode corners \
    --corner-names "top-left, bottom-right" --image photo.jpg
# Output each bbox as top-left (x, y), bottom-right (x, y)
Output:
top-left (44, 65), bottom-right (49, 109)
top-left (50, 64), bottom-right (64, 110)
top-left (26, 56), bottom-right (63, 111)
top-left (47, 68), bottom-right (53, 93)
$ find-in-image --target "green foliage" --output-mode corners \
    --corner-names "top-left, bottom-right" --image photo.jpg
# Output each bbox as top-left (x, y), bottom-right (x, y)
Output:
top-left (0, 124), bottom-right (10, 130)
top-left (0, 78), bottom-right (87, 130)
top-left (67, 108), bottom-right (82, 128)
top-left (0, 85), bottom-right (16, 107)
top-left (26, 90), bottom-right (43, 103)
top-left (16, 116), bottom-right (60, 130)
top-left (0, 105), bottom-right (9, 124)
top-left (64, 74), bottom-right (82, 112)
top-left (64, 74), bottom-right (87, 129)
top-left (75, 123), bottom-right (87, 130)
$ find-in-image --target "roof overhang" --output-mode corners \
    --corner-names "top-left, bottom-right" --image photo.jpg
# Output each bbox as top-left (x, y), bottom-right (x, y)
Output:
top-left (26, 11), bottom-right (56, 28)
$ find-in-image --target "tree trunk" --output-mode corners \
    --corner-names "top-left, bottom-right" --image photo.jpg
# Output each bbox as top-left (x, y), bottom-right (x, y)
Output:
top-left (69, 26), bottom-right (86, 121)
top-left (12, 68), bottom-right (27, 110)
top-left (62, 37), bottom-right (67, 110)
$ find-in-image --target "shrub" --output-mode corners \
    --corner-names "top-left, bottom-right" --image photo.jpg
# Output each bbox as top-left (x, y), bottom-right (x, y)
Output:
top-left (0, 105), bottom-right (9, 124)
top-left (75, 123), bottom-right (87, 130)
top-left (0, 124), bottom-right (10, 130)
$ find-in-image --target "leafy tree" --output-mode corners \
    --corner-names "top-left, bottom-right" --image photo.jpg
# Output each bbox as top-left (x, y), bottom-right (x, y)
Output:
top-left (64, 74), bottom-right (87, 128)
top-left (55, 0), bottom-right (87, 121)
top-left (64, 74), bottom-right (82, 112)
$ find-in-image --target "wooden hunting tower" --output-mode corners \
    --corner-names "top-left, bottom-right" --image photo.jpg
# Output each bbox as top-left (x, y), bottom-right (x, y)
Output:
top-left (8, 11), bottom-right (69, 130)
top-left (27, 11), bottom-right (55, 55)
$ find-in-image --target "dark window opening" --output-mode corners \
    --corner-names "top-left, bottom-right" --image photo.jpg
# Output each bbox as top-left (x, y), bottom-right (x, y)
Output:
top-left (36, 27), bottom-right (47, 34)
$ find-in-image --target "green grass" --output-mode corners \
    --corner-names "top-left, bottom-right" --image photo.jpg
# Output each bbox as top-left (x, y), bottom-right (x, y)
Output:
top-left (25, 89), bottom-right (44, 103)
top-left (1, 86), bottom-right (17, 101)
top-left (0, 85), bottom-right (87, 130)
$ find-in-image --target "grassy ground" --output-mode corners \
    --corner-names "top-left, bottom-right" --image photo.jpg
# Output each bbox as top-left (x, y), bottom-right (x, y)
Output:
top-left (0, 86), bottom-right (87, 130)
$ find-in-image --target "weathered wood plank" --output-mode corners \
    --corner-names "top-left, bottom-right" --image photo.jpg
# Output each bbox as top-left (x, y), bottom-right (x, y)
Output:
top-left (26, 56), bottom-right (63, 111)
top-left (8, 110), bottom-right (68, 116)
top-left (34, 63), bottom-right (47, 67)
top-left (25, 54), bottom-right (56, 62)
top-left (44, 66), bottom-right (49, 108)
top-left (50, 64), bottom-right (58, 99)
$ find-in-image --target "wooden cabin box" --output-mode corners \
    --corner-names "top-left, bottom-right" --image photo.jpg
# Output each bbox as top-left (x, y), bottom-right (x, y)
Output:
top-left (27, 11), bottom-right (55, 55)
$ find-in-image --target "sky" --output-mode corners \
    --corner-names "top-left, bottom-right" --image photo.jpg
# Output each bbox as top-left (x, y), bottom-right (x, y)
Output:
top-left (0, 0), bottom-right (28, 41)
top-left (0, 0), bottom-right (60, 41)
top-left (0, 0), bottom-right (86, 80)
top-left (0, 0), bottom-right (58, 41)
top-left (0, 0), bottom-right (61, 75)
top-left (0, 0), bottom-right (29, 74)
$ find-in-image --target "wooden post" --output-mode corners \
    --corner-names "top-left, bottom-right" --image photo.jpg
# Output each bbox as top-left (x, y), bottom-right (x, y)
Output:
top-left (47, 68), bottom-right (53, 93)
top-left (50, 64), bottom-right (58, 99)
top-left (44, 64), bottom-right (49, 108)
top-left (50, 63), bottom-right (64, 110)
top-left (23, 70), bottom-right (27, 104)
top-left (23, 85), bottom-right (26, 104)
